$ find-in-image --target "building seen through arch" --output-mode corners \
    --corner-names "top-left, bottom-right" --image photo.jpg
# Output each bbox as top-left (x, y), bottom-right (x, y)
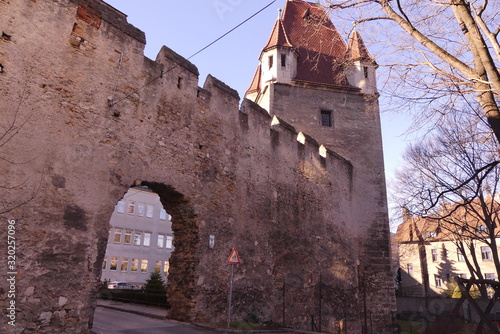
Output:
top-left (101, 186), bottom-right (173, 286)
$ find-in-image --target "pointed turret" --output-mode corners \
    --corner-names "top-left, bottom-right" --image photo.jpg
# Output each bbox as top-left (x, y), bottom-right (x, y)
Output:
top-left (345, 29), bottom-right (378, 95)
top-left (245, 0), bottom-right (365, 111)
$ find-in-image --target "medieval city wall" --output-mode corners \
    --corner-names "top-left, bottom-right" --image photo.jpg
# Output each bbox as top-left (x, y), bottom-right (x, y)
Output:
top-left (0, 0), bottom-right (396, 333)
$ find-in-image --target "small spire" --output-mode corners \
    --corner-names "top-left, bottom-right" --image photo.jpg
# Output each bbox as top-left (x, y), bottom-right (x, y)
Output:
top-left (278, 8), bottom-right (282, 20)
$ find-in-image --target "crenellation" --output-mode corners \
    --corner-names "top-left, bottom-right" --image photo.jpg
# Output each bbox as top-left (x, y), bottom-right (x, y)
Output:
top-left (80, 0), bottom-right (145, 44)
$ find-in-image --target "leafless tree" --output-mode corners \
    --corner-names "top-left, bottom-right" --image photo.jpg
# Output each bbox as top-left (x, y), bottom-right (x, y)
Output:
top-left (0, 82), bottom-right (40, 214)
top-left (395, 110), bottom-right (500, 295)
top-left (323, 0), bottom-right (500, 143)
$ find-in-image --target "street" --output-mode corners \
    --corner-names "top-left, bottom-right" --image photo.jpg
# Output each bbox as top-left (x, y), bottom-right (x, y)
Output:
top-left (92, 307), bottom-right (216, 334)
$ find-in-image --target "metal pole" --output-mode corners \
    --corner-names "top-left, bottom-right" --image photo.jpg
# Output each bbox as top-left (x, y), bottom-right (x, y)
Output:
top-left (363, 273), bottom-right (367, 334)
top-left (283, 278), bottom-right (286, 327)
top-left (319, 274), bottom-right (322, 333)
top-left (228, 264), bottom-right (234, 328)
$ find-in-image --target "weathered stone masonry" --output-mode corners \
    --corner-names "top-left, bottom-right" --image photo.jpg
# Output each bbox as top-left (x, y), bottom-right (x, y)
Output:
top-left (0, 0), bottom-right (395, 333)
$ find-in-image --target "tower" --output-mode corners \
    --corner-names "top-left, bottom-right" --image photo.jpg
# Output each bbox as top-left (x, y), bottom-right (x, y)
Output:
top-left (245, 0), bottom-right (379, 154)
top-left (245, 1), bottom-right (395, 332)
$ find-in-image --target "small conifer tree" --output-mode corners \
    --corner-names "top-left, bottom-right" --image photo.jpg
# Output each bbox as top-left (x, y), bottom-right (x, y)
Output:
top-left (142, 272), bottom-right (166, 293)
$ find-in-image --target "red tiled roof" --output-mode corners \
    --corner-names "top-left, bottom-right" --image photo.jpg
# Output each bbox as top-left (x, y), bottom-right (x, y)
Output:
top-left (345, 30), bottom-right (376, 63)
top-left (281, 0), bottom-right (347, 59)
top-left (246, 0), bottom-right (363, 95)
top-left (247, 65), bottom-right (262, 94)
top-left (263, 19), bottom-right (292, 51)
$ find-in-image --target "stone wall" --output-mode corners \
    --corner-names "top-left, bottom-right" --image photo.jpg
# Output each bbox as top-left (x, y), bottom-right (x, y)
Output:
top-left (0, 0), bottom-right (394, 333)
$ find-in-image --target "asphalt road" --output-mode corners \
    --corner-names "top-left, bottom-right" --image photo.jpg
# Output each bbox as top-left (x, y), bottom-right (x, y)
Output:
top-left (92, 307), bottom-right (216, 334)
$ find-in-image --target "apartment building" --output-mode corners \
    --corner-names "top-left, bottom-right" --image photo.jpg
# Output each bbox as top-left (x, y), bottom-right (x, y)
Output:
top-left (101, 186), bottom-right (173, 286)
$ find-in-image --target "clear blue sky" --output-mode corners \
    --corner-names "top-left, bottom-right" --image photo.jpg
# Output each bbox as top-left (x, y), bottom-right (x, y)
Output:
top-left (104, 0), bottom-right (413, 227)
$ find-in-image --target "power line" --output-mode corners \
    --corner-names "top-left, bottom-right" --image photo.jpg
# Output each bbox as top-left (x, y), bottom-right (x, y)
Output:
top-left (110, 1), bottom-right (276, 108)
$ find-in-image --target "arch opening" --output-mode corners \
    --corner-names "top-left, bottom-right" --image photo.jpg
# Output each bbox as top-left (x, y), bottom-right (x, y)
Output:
top-left (96, 181), bottom-right (199, 321)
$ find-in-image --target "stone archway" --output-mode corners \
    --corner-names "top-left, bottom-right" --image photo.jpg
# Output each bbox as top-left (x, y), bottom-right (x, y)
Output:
top-left (139, 181), bottom-right (200, 321)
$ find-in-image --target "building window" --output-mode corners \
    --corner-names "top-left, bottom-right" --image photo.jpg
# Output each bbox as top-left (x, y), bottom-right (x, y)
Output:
top-left (164, 260), bottom-right (170, 274)
top-left (268, 55), bottom-right (273, 69)
top-left (166, 236), bottom-right (173, 249)
top-left (485, 273), bottom-right (495, 280)
top-left (124, 230), bottom-right (132, 244)
top-left (146, 205), bottom-right (154, 218)
top-left (434, 274), bottom-right (443, 288)
top-left (407, 263), bottom-right (413, 276)
top-left (363, 66), bottom-right (369, 79)
top-left (429, 230), bottom-right (437, 238)
top-left (481, 246), bottom-right (492, 261)
top-left (117, 200), bottom-right (125, 213)
top-left (133, 231), bottom-right (142, 246)
top-left (281, 53), bottom-right (286, 67)
top-left (160, 208), bottom-right (167, 220)
top-left (121, 257), bottom-right (129, 272)
top-left (131, 258), bottom-right (139, 272)
top-left (110, 257), bottom-right (118, 271)
top-left (128, 201), bottom-right (136, 214)
top-left (320, 110), bottom-right (332, 127)
top-left (476, 225), bottom-right (487, 234)
top-left (157, 234), bottom-right (165, 248)
top-left (155, 261), bottom-right (162, 274)
top-left (137, 203), bottom-right (145, 216)
top-left (113, 228), bottom-right (122, 243)
top-left (102, 256), bottom-right (107, 270)
top-left (143, 232), bottom-right (151, 247)
top-left (431, 249), bottom-right (439, 262)
top-left (457, 248), bottom-right (465, 262)
top-left (140, 259), bottom-right (148, 273)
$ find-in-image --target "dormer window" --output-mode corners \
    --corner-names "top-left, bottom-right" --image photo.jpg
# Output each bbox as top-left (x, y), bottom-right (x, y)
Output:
top-left (268, 55), bottom-right (273, 69)
top-left (281, 54), bottom-right (286, 67)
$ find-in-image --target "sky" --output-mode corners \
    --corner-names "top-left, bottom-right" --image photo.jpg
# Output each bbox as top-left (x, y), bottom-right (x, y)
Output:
top-left (104, 0), bottom-right (414, 228)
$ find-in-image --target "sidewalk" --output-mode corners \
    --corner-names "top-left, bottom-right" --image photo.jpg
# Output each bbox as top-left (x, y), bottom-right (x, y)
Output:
top-left (96, 299), bottom-right (318, 334)
top-left (96, 299), bottom-right (168, 319)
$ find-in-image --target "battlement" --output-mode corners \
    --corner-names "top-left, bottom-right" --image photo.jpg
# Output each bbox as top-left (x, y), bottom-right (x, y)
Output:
top-left (79, 0), bottom-right (145, 43)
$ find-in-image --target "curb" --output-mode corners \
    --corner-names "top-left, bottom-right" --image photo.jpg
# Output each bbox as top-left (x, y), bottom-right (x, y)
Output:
top-left (192, 322), bottom-right (316, 334)
top-left (96, 304), bottom-right (166, 320)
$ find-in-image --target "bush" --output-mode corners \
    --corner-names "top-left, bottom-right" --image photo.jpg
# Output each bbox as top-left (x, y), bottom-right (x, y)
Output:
top-left (98, 288), bottom-right (169, 307)
top-left (142, 272), bottom-right (166, 293)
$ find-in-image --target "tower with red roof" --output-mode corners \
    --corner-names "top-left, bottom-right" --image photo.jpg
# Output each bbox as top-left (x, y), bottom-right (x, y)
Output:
top-left (245, 1), bottom-right (394, 332)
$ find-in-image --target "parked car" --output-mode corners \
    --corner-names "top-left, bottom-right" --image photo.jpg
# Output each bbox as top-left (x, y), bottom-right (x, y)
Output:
top-left (107, 282), bottom-right (137, 289)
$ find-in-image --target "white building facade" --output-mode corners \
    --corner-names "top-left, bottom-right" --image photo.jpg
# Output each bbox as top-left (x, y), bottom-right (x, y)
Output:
top-left (101, 187), bottom-right (174, 286)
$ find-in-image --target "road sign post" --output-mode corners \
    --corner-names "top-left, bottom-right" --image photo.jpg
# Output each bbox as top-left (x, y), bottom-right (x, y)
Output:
top-left (227, 248), bottom-right (240, 328)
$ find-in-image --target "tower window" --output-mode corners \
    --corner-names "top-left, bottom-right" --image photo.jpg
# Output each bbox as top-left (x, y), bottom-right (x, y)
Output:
top-left (364, 66), bottom-right (369, 79)
top-left (320, 110), bottom-right (332, 127)
top-left (281, 54), bottom-right (286, 67)
top-left (268, 55), bottom-right (273, 69)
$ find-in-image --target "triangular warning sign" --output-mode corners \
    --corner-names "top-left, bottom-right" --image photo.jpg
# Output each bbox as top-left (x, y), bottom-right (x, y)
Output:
top-left (227, 248), bottom-right (241, 264)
